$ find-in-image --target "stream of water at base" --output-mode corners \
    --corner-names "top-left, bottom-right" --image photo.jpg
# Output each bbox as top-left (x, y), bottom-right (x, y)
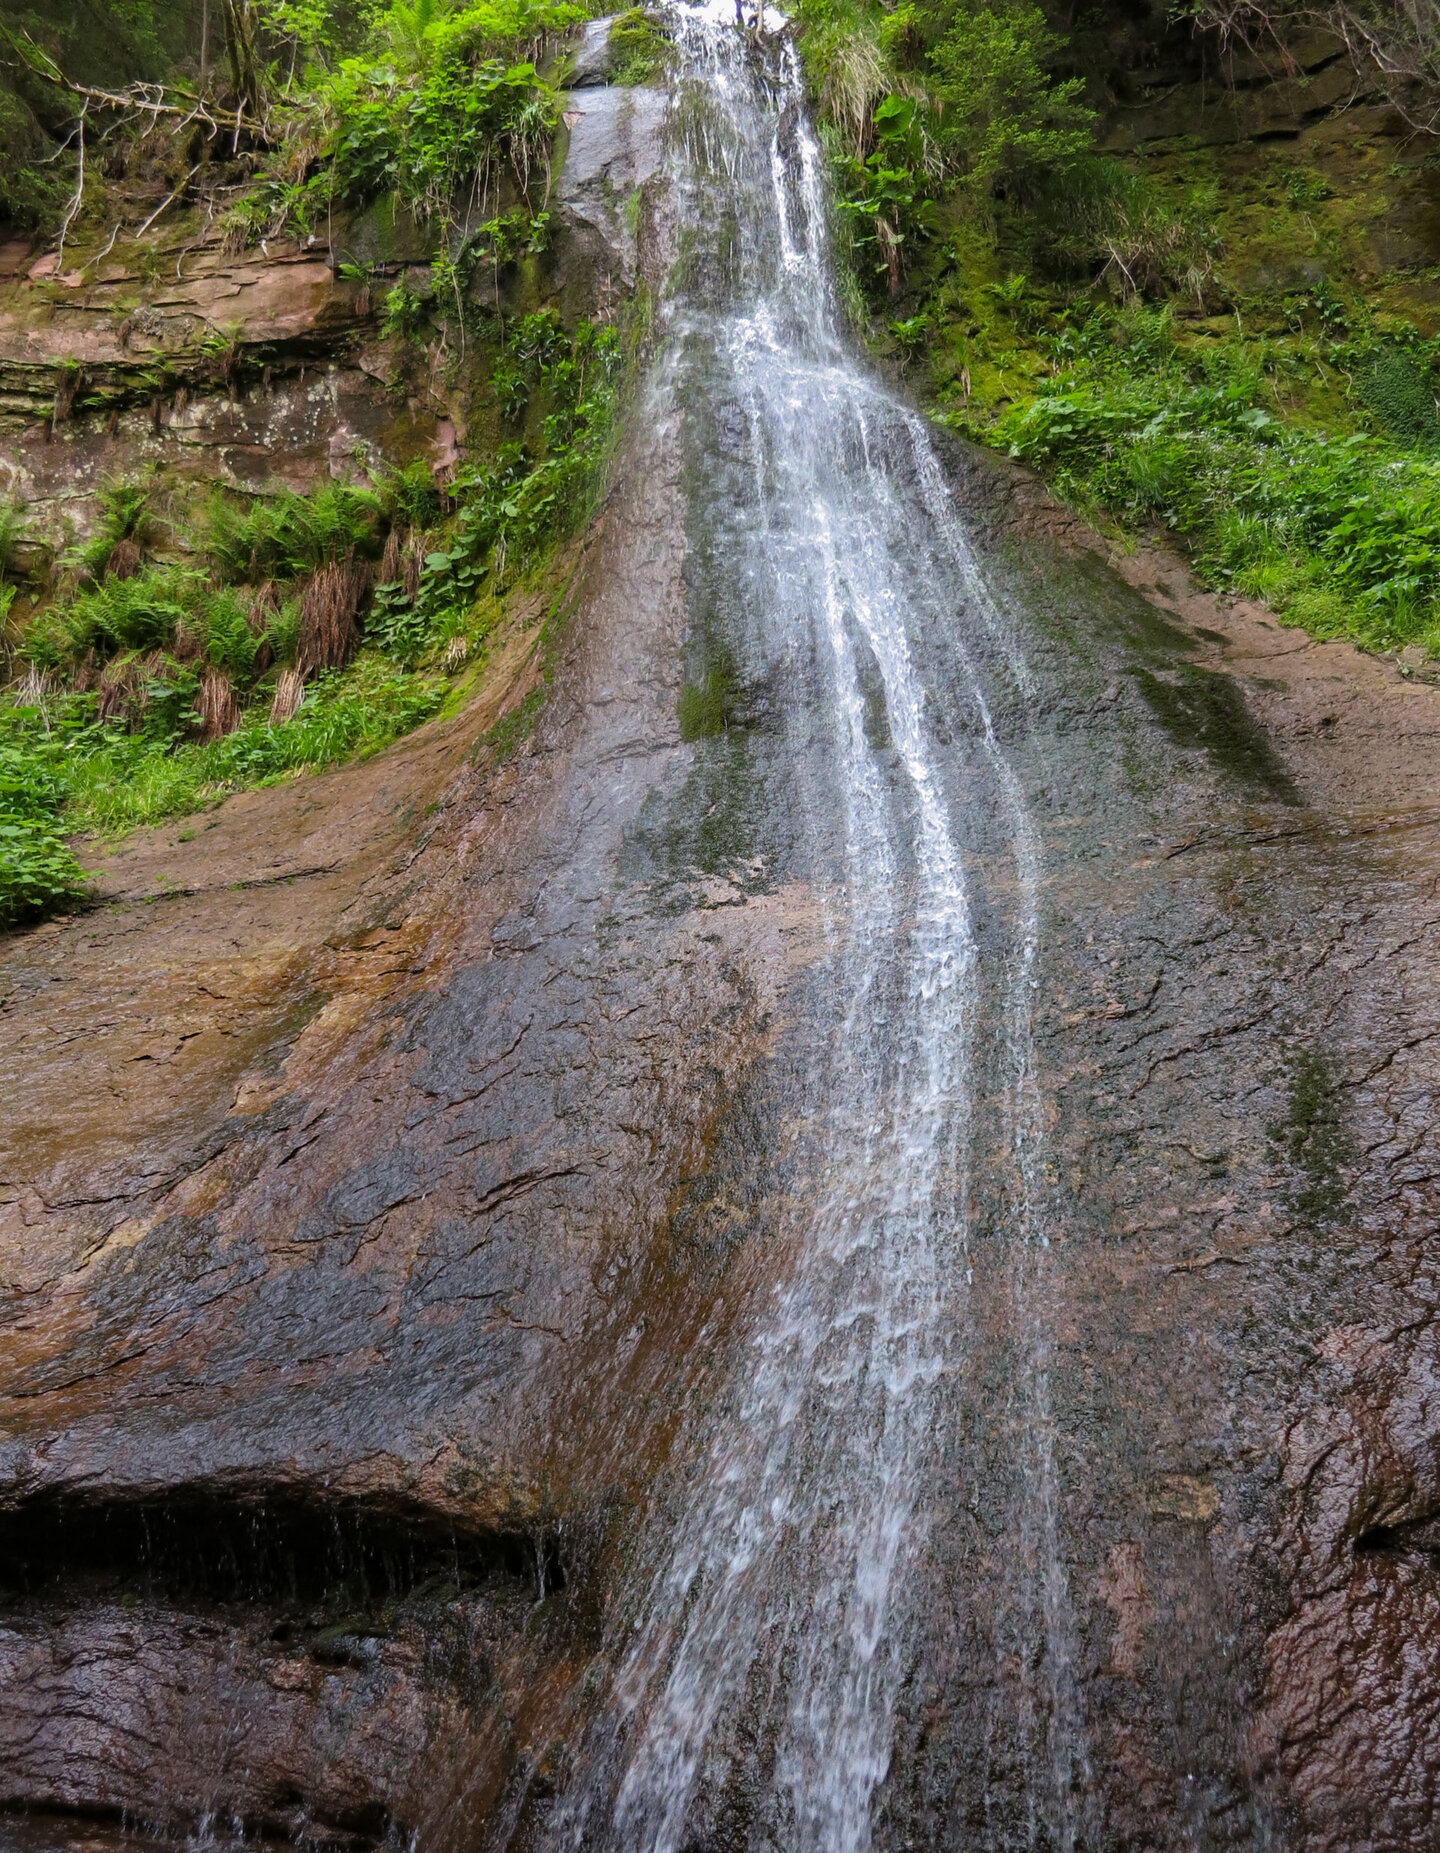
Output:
top-left (550, 7), bottom-right (1083, 1846)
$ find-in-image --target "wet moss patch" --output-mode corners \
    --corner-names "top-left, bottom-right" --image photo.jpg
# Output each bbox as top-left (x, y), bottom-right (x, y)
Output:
top-left (1269, 1046), bottom-right (1351, 1221)
top-left (1129, 663), bottom-right (1300, 805)
top-left (678, 655), bottom-right (741, 740)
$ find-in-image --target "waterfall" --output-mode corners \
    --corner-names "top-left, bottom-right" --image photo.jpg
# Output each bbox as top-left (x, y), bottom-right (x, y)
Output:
top-left (549, 5), bottom-right (1082, 1845)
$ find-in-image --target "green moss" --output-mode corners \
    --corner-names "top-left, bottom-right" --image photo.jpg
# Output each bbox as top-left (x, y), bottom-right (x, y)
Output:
top-left (608, 7), bottom-right (672, 85)
top-left (1269, 1048), bottom-right (1351, 1223)
top-left (678, 663), bottom-right (739, 741)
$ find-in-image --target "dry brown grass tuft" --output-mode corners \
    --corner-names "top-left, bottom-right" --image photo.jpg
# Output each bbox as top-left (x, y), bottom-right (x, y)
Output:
top-left (171, 619), bottom-right (203, 663)
top-left (97, 650), bottom-right (165, 725)
top-left (197, 665), bottom-right (240, 742)
top-left (106, 537), bottom-right (143, 581)
top-left (380, 526), bottom-right (403, 586)
top-left (241, 581), bottom-right (281, 635)
top-left (297, 560), bottom-right (371, 674)
top-left (16, 663), bottom-right (52, 704)
top-left (401, 533), bottom-right (426, 601)
top-left (269, 667), bottom-right (305, 725)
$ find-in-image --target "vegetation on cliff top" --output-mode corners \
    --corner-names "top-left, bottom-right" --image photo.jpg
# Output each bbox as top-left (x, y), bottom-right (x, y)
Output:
top-left (786, 0), bottom-right (1440, 659)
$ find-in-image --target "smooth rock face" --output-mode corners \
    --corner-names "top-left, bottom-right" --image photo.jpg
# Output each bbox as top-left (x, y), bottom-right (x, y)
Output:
top-left (563, 15), bottom-right (618, 87)
top-left (5, 19), bottom-right (1440, 1853)
top-left (556, 85), bottom-right (669, 285)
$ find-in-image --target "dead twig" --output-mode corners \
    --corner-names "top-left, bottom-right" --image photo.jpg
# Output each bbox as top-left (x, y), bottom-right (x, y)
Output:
top-left (6, 28), bottom-right (261, 137)
top-left (55, 102), bottom-right (87, 274)
top-left (137, 164), bottom-right (200, 239)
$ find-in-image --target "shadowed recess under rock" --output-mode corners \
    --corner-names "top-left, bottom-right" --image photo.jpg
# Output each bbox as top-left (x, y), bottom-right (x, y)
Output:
top-left (0, 1485), bottom-right (566, 1608)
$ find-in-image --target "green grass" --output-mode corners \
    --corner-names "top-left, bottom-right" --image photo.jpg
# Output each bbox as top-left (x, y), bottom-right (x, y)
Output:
top-left (940, 305), bottom-right (1440, 654)
top-left (2, 659), bottom-right (446, 845)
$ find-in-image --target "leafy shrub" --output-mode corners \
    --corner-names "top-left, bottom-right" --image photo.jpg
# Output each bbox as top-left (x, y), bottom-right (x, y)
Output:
top-left (64, 567), bottom-right (203, 657)
top-left (74, 480), bottom-right (160, 582)
top-left (925, 0), bottom-right (1093, 212)
top-left (324, 0), bottom-right (579, 226)
top-left (205, 485), bottom-right (382, 583)
top-left (978, 326), bottom-right (1440, 652)
top-left (381, 279), bottom-right (428, 340)
top-left (0, 734), bottom-right (87, 926)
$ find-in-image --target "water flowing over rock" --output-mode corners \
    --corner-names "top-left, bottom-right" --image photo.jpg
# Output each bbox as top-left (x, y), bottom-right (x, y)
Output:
top-left (6, 5), bottom-right (1440, 1849)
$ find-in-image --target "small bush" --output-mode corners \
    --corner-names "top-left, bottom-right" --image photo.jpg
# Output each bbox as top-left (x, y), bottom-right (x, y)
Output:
top-left (205, 485), bottom-right (381, 583)
top-left (64, 568), bottom-right (203, 658)
top-left (0, 737), bottom-right (87, 927)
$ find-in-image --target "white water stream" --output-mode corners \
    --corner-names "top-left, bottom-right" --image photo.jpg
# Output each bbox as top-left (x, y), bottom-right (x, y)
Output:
top-left (553, 7), bottom-right (1082, 1845)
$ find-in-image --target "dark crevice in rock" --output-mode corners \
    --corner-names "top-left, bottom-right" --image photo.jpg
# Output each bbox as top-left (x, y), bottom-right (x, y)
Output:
top-left (1354, 1513), bottom-right (1440, 1560)
top-left (0, 1483), bottom-right (566, 1610)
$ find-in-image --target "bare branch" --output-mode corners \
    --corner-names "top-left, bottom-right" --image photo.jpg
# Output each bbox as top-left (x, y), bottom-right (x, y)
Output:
top-left (55, 103), bottom-right (86, 274)
top-left (1191, 0), bottom-right (1440, 134)
top-left (137, 164), bottom-right (201, 239)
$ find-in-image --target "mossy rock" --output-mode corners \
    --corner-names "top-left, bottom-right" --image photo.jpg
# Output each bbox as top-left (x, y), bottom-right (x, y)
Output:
top-left (339, 194), bottom-right (438, 271)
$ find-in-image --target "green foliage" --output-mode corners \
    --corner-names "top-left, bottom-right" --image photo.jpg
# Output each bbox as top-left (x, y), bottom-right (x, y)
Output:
top-left (63, 566), bottom-right (204, 657)
top-left (794, 0), bottom-right (1098, 300)
top-left (608, 7), bottom-right (671, 85)
top-left (795, 1), bottom-right (894, 156)
top-left (380, 278), bottom-right (428, 339)
top-left (1, 659), bottom-right (445, 843)
top-left (322, 0), bottom-right (579, 226)
top-left (72, 479), bottom-right (161, 580)
top-left (375, 315), bottom-right (621, 665)
top-left (198, 586), bottom-right (265, 681)
top-left (835, 135), bottom-right (938, 294)
top-left (204, 483), bottom-right (381, 581)
top-left (925, 0), bottom-right (1092, 213)
top-left (0, 731), bottom-right (88, 926)
top-left (963, 309), bottom-right (1440, 654)
top-left (0, 81), bottom-right (66, 232)
top-left (1357, 348), bottom-right (1440, 450)
top-left (381, 457), bottom-right (446, 530)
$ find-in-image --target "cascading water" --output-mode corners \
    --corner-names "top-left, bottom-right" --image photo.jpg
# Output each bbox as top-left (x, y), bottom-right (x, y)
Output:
top-left (552, 6), bottom-right (1081, 1846)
